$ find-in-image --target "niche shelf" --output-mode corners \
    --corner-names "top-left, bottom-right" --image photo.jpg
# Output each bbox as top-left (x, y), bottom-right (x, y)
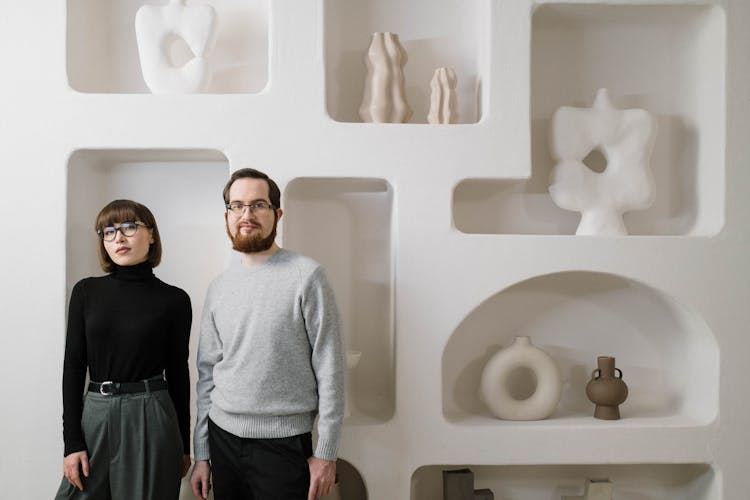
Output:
top-left (67, 0), bottom-right (269, 93)
top-left (441, 271), bottom-right (718, 426)
top-left (411, 464), bottom-right (719, 500)
top-left (454, 3), bottom-right (726, 235)
top-left (324, 0), bottom-right (489, 124)
top-left (283, 178), bottom-right (395, 422)
top-left (66, 148), bottom-right (229, 314)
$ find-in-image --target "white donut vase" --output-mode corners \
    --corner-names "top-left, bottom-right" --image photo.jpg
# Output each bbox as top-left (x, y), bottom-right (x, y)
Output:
top-left (480, 336), bottom-right (562, 420)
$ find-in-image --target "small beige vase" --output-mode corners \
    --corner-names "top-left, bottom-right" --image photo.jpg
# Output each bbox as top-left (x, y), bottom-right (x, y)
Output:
top-left (427, 67), bottom-right (457, 124)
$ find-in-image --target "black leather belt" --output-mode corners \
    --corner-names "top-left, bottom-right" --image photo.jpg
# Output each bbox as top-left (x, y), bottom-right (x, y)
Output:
top-left (89, 378), bottom-right (168, 396)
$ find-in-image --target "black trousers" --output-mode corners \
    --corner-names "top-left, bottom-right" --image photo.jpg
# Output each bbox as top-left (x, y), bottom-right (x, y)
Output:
top-left (208, 418), bottom-right (313, 500)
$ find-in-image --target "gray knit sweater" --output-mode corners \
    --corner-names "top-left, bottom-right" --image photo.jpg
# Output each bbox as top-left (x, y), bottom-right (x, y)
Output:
top-left (193, 249), bottom-right (344, 461)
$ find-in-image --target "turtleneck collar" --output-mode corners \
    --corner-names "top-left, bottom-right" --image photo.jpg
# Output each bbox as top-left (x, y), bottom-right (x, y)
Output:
top-left (111, 261), bottom-right (155, 282)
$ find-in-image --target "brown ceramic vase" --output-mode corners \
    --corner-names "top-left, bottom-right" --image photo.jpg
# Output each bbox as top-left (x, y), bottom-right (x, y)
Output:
top-left (586, 356), bottom-right (628, 420)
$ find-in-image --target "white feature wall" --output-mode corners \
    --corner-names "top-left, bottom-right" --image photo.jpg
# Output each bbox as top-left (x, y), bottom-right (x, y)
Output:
top-left (0, 1), bottom-right (748, 499)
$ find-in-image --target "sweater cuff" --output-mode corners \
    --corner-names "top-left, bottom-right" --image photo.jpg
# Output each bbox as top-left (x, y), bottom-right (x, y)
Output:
top-left (314, 436), bottom-right (339, 462)
top-left (193, 438), bottom-right (210, 462)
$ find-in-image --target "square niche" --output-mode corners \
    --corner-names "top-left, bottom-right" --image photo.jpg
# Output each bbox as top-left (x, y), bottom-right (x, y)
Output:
top-left (324, 0), bottom-right (489, 124)
top-left (67, 0), bottom-right (269, 93)
top-left (456, 4), bottom-right (726, 235)
top-left (283, 178), bottom-right (395, 422)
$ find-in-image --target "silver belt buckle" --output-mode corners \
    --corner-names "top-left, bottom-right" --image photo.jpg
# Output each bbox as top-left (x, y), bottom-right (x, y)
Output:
top-left (99, 381), bottom-right (116, 396)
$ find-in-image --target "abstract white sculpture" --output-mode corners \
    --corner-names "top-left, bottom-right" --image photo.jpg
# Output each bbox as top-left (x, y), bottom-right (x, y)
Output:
top-left (135, 0), bottom-right (217, 94)
top-left (427, 67), bottom-right (458, 124)
top-left (359, 32), bottom-right (413, 123)
top-left (549, 89), bottom-right (658, 235)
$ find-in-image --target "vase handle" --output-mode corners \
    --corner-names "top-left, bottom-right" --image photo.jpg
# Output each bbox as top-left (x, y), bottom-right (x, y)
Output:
top-left (615, 368), bottom-right (623, 379)
top-left (590, 368), bottom-right (601, 380)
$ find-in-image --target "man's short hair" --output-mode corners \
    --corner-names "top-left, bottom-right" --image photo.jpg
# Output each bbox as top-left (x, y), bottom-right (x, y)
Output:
top-left (222, 168), bottom-right (281, 209)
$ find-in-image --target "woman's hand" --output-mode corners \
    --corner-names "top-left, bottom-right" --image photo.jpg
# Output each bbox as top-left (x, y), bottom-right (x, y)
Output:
top-left (63, 451), bottom-right (90, 491)
top-left (182, 455), bottom-right (191, 477)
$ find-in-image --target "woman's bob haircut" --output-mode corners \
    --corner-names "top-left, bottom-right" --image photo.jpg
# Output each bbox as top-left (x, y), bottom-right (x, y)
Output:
top-left (94, 199), bottom-right (162, 273)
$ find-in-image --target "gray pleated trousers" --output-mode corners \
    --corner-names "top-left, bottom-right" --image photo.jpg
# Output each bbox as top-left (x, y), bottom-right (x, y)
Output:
top-left (54, 389), bottom-right (183, 500)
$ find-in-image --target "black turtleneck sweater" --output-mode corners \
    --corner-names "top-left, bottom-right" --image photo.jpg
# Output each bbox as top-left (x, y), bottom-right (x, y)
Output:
top-left (62, 262), bottom-right (192, 456)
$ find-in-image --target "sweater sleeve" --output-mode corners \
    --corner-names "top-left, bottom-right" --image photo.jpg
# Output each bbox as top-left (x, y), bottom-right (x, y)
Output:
top-left (62, 280), bottom-right (89, 456)
top-left (165, 288), bottom-right (192, 455)
top-left (193, 284), bottom-right (223, 461)
top-left (302, 267), bottom-right (345, 461)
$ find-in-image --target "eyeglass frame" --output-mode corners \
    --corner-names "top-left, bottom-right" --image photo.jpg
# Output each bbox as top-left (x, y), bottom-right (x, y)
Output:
top-left (96, 221), bottom-right (151, 242)
top-left (225, 201), bottom-right (277, 217)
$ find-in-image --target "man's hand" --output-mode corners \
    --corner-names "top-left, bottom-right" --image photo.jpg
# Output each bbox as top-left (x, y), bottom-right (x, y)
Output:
top-left (63, 451), bottom-right (90, 492)
top-left (190, 460), bottom-right (212, 500)
top-left (307, 457), bottom-right (336, 500)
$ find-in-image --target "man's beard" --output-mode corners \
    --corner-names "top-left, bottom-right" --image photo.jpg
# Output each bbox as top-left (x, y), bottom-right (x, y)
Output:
top-left (226, 219), bottom-right (277, 253)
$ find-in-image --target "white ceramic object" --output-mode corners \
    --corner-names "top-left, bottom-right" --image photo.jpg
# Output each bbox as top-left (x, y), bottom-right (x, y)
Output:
top-left (427, 67), bottom-right (458, 124)
top-left (549, 88), bottom-right (658, 235)
top-left (345, 350), bottom-right (362, 418)
top-left (563, 479), bottom-right (614, 500)
top-left (135, 0), bottom-right (217, 94)
top-left (359, 32), bottom-right (413, 123)
top-left (480, 336), bottom-right (562, 420)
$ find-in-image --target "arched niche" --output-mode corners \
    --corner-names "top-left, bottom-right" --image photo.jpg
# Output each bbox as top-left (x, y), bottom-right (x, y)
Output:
top-left (441, 271), bottom-right (718, 424)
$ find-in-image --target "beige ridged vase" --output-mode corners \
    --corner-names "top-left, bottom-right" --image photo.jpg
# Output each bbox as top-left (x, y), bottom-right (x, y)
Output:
top-left (359, 32), bottom-right (413, 123)
top-left (427, 67), bottom-right (458, 124)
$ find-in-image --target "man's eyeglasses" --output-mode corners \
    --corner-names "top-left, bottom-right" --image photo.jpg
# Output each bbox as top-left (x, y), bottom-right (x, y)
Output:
top-left (97, 221), bottom-right (150, 242)
top-left (226, 201), bottom-right (276, 217)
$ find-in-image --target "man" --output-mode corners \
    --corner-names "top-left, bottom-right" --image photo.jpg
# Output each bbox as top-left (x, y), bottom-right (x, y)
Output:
top-left (190, 168), bottom-right (344, 500)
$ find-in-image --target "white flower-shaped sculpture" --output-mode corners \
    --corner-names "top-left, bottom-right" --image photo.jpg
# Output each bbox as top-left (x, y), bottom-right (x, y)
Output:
top-left (135, 0), bottom-right (217, 94)
top-left (549, 89), bottom-right (658, 235)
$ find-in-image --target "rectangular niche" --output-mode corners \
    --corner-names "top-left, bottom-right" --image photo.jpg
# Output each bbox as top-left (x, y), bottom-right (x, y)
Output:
top-left (283, 178), bottom-right (394, 422)
top-left (466, 4), bottom-right (727, 236)
top-left (67, 0), bottom-right (269, 93)
top-left (66, 149), bottom-right (229, 375)
top-left (412, 464), bottom-right (718, 500)
top-left (324, 0), bottom-right (489, 124)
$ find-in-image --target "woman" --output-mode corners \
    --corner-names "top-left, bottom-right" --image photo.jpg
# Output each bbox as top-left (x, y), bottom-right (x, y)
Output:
top-left (55, 200), bottom-right (192, 499)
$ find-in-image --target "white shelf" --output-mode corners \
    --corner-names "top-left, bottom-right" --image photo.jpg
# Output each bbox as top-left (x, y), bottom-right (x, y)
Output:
top-left (36, 2), bottom-right (743, 500)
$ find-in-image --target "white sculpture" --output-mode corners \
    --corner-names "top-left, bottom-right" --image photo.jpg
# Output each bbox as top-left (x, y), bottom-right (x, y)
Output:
top-left (427, 67), bottom-right (458, 124)
top-left (345, 350), bottom-right (362, 418)
top-left (135, 0), bottom-right (217, 94)
top-left (480, 336), bottom-right (562, 421)
top-left (548, 88), bottom-right (658, 235)
top-left (359, 32), bottom-right (413, 123)
top-left (563, 479), bottom-right (614, 500)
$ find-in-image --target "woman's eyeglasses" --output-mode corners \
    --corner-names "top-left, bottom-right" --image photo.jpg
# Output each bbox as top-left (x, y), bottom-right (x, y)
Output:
top-left (96, 221), bottom-right (150, 242)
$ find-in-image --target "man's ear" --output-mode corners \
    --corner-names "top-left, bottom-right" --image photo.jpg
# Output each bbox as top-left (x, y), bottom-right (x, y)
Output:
top-left (276, 208), bottom-right (283, 221)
